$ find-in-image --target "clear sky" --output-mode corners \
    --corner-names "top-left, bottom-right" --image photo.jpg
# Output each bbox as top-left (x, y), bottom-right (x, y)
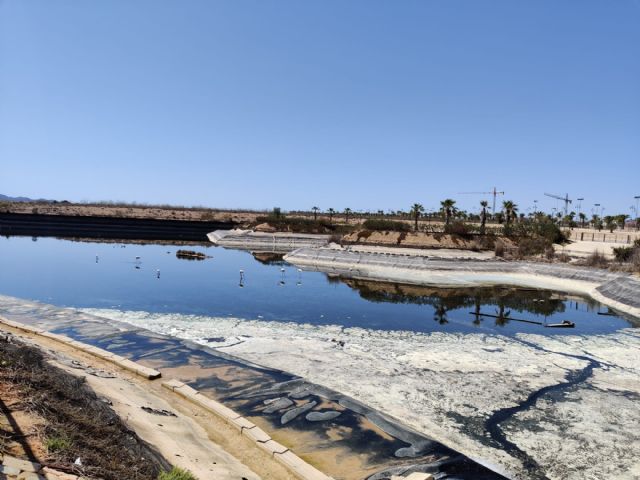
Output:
top-left (1, 1), bottom-right (638, 217)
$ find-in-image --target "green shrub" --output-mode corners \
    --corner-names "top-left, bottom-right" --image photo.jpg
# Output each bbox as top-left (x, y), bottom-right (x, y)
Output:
top-left (613, 246), bottom-right (634, 262)
top-left (517, 237), bottom-right (552, 257)
top-left (45, 435), bottom-right (72, 453)
top-left (362, 219), bottom-right (411, 232)
top-left (511, 218), bottom-right (567, 244)
top-left (158, 467), bottom-right (197, 480)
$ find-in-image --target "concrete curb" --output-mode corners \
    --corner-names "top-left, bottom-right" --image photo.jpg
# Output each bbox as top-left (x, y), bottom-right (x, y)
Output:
top-left (0, 316), bottom-right (161, 380)
top-left (162, 379), bottom-right (334, 480)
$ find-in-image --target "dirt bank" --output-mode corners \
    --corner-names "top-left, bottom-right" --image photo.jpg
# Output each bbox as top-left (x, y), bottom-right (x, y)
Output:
top-left (0, 202), bottom-right (261, 224)
top-left (0, 335), bottom-right (168, 480)
top-left (342, 231), bottom-right (510, 251)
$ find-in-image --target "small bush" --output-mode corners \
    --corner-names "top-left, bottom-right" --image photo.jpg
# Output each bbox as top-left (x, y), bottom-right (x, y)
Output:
top-left (511, 218), bottom-right (567, 244)
top-left (517, 237), bottom-right (551, 258)
top-left (46, 434), bottom-right (72, 453)
top-left (545, 246), bottom-right (556, 260)
top-left (495, 239), bottom-right (506, 257)
top-left (362, 219), bottom-right (411, 232)
top-left (613, 246), bottom-right (634, 262)
top-left (443, 221), bottom-right (475, 236)
top-left (158, 467), bottom-right (197, 480)
top-left (328, 233), bottom-right (342, 244)
top-left (582, 251), bottom-right (610, 268)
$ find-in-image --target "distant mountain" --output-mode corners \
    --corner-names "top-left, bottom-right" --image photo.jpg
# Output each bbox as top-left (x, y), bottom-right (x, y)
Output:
top-left (0, 194), bottom-right (47, 202)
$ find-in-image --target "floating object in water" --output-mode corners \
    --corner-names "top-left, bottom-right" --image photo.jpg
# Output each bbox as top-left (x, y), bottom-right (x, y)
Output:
top-left (95, 255), bottom-right (99, 263)
top-left (135, 256), bottom-right (141, 260)
top-left (544, 320), bottom-right (575, 328)
top-left (469, 311), bottom-right (574, 328)
top-left (176, 249), bottom-right (207, 260)
top-left (239, 269), bottom-right (245, 288)
top-left (156, 269), bottom-right (160, 279)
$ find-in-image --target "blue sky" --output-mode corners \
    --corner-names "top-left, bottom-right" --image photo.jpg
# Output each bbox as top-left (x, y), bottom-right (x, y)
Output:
top-left (1, 1), bottom-right (638, 216)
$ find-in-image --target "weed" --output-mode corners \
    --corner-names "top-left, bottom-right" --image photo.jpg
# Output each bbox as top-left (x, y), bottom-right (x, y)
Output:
top-left (581, 251), bottom-right (610, 268)
top-left (45, 434), bottom-right (72, 453)
top-left (158, 466), bottom-right (197, 480)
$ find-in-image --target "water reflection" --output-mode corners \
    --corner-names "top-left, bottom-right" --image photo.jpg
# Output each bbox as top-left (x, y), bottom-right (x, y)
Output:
top-left (0, 236), bottom-right (633, 335)
top-left (337, 278), bottom-right (603, 330)
top-left (251, 252), bottom-right (287, 265)
top-left (341, 278), bottom-right (576, 316)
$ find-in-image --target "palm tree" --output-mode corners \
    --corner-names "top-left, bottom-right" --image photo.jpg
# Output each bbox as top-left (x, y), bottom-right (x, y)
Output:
top-left (578, 212), bottom-right (587, 228)
top-left (480, 200), bottom-right (489, 234)
top-left (344, 207), bottom-right (352, 223)
top-left (327, 208), bottom-right (335, 224)
top-left (312, 206), bottom-right (319, 221)
top-left (440, 199), bottom-right (456, 226)
top-left (409, 203), bottom-right (425, 232)
top-left (502, 200), bottom-right (518, 226)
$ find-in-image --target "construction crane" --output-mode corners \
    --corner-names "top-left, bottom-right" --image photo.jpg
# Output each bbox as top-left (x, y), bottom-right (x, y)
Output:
top-left (458, 187), bottom-right (505, 215)
top-left (544, 192), bottom-right (572, 217)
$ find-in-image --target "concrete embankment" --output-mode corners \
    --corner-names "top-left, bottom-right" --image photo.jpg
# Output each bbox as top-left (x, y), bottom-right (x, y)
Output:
top-left (0, 212), bottom-right (236, 241)
top-left (284, 246), bottom-right (640, 319)
top-left (208, 229), bottom-right (330, 252)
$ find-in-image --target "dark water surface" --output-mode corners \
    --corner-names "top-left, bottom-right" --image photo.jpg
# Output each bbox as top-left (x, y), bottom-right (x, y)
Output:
top-left (0, 236), bottom-right (634, 335)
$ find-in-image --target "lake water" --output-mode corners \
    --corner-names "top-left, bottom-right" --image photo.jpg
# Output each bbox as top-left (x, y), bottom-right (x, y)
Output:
top-left (0, 236), bottom-right (634, 335)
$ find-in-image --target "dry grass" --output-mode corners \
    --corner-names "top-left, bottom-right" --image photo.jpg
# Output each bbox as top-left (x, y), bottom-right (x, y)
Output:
top-left (0, 337), bottom-right (169, 480)
top-left (579, 250), bottom-right (610, 268)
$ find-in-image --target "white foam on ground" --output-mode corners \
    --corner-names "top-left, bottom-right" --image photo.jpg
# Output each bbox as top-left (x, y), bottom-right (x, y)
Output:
top-left (81, 308), bottom-right (640, 480)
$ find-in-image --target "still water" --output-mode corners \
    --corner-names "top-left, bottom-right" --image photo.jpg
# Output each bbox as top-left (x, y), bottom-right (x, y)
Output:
top-left (0, 236), bottom-right (634, 335)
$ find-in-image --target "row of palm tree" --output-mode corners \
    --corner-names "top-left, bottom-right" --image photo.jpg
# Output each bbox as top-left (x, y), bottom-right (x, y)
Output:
top-left (312, 199), bottom-right (520, 230)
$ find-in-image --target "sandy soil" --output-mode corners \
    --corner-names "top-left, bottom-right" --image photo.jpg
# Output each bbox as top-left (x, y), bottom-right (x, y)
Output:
top-left (555, 240), bottom-right (626, 259)
top-left (341, 231), bottom-right (508, 251)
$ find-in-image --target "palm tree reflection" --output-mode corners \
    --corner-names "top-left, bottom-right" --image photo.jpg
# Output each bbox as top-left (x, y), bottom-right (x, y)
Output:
top-left (433, 300), bottom-right (449, 325)
top-left (472, 296), bottom-right (483, 326)
top-left (494, 302), bottom-right (512, 327)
